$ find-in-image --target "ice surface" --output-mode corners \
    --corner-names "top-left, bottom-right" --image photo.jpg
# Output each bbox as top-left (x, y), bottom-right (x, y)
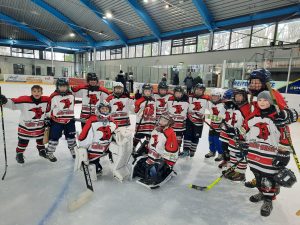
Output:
top-left (0, 83), bottom-right (299, 225)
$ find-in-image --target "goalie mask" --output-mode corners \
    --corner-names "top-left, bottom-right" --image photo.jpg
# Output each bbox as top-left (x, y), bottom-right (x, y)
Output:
top-left (95, 103), bottom-right (111, 122)
top-left (157, 114), bottom-right (174, 131)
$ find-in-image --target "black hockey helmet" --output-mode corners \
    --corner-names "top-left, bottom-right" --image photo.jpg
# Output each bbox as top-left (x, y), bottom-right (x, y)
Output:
top-left (194, 83), bottom-right (206, 91)
top-left (233, 88), bottom-right (248, 106)
top-left (56, 78), bottom-right (69, 95)
top-left (158, 81), bottom-right (168, 90)
top-left (86, 73), bottom-right (98, 82)
top-left (173, 86), bottom-right (184, 101)
top-left (248, 68), bottom-right (271, 96)
top-left (142, 83), bottom-right (152, 98)
top-left (274, 168), bottom-right (297, 188)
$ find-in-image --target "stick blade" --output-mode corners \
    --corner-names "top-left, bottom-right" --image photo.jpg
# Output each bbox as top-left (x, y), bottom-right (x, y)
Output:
top-left (68, 189), bottom-right (93, 212)
top-left (188, 184), bottom-right (207, 191)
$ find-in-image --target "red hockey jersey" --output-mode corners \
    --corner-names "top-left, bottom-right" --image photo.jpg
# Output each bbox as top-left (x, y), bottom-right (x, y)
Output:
top-left (154, 93), bottom-right (171, 120)
top-left (46, 91), bottom-right (75, 124)
top-left (208, 101), bottom-right (226, 133)
top-left (5, 96), bottom-right (49, 140)
top-left (167, 96), bottom-right (189, 132)
top-left (71, 85), bottom-right (110, 119)
top-left (187, 95), bottom-right (210, 126)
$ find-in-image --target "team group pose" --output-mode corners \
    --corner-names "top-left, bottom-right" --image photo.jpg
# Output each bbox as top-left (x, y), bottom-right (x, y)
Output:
top-left (0, 69), bottom-right (298, 217)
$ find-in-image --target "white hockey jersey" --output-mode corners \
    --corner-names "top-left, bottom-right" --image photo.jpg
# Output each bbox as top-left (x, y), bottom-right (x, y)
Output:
top-left (187, 94), bottom-right (210, 126)
top-left (71, 85), bottom-right (110, 119)
top-left (105, 94), bottom-right (133, 127)
top-left (207, 101), bottom-right (226, 133)
top-left (78, 115), bottom-right (117, 156)
top-left (4, 96), bottom-right (49, 140)
top-left (46, 91), bottom-right (75, 124)
top-left (167, 96), bottom-right (189, 132)
top-left (134, 96), bottom-right (156, 135)
top-left (154, 93), bottom-right (171, 120)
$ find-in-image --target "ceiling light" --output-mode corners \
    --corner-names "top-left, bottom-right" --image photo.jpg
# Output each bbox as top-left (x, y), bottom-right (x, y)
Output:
top-left (165, 4), bottom-right (170, 9)
top-left (69, 33), bottom-right (75, 37)
top-left (143, 0), bottom-right (149, 3)
top-left (105, 11), bottom-right (113, 19)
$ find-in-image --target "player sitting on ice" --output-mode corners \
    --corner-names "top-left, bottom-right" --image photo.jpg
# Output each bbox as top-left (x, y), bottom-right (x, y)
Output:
top-left (0, 85), bottom-right (49, 164)
top-left (45, 78), bottom-right (76, 162)
top-left (71, 73), bottom-right (109, 127)
top-left (132, 114), bottom-right (178, 188)
top-left (74, 103), bottom-right (132, 181)
top-left (105, 82), bottom-right (133, 128)
top-left (239, 91), bottom-right (297, 217)
top-left (205, 88), bottom-right (226, 161)
top-left (154, 81), bottom-right (171, 121)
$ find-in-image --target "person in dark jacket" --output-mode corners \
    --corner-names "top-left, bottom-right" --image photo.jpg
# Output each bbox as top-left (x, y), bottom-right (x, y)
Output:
top-left (172, 71), bottom-right (179, 85)
top-left (183, 72), bottom-right (194, 94)
top-left (193, 75), bottom-right (203, 87)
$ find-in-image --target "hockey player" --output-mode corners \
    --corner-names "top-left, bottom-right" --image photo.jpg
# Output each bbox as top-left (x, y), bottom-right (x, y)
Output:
top-left (224, 89), bottom-right (251, 181)
top-left (0, 85), bottom-right (49, 164)
top-left (133, 83), bottom-right (156, 150)
top-left (205, 88), bottom-right (226, 161)
top-left (239, 91), bottom-right (294, 217)
top-left (167, 86), bottom-right (189, 150)
top-left (71, 73), bottom-right (110, 127)
top-left (45, 78), bottom-right (76, 162)
top-left (154, 81), bottom-right (171, 121)
top-left (218, 89), bottom-right (236, 168)
top-left (132, 114), bottom-right (178, 188)
top-left (245, 68), bottom-right (298, 188)
top-left (75, 103), bottom-right (118, 180)
top-left (182, 83), bottom-right (209, 157)
top-left (105, 82), bottom-right (133, 128)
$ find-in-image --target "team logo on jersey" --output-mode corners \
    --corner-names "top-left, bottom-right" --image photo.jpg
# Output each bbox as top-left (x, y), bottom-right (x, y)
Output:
top-left (231, 113), bottom-right (237, 126)
top-left (88, 94), bottom-right (99, 105)
top-left (29, 107), bottom-right (43, 119)
top-left (114, 101), bottom-right (125, 111)
top-left (158, 98), bottom-right (166, 108)
top-left (60, 99), bottom-right (72, 109)
top-left (144, 104), bottom-right (155, 117)
top-left (193, 102), bottom-right (202, 111)
top-left (212, 107), bottom-right (219, 115)
top-left (97, 126), bottom-right (112, 141)
top-left (173, 105), bottom-right (183, 114)
top-left (254, 122), bottom-right (270, 140)
top-left (151, 134), bottom-right (159, 148)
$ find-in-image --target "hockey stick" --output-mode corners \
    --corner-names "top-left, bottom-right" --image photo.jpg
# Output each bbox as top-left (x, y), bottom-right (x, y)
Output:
top-left (68, 162), bottom-right (94, 212)
top-left (266, 82), bottom-right (300, 173)
top-left (0, 86), bottom-right (8, 180)
top-left (188, 157), bottom-right (245, 191)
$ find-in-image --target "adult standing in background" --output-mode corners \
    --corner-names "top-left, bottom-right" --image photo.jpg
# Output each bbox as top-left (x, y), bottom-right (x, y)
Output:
top-left (172, 71), bottom-right (179, 86)
top-left (193, 74), bottom-right (203, 86)
top-left (184, 72), bottom-right (194, 94)
top-left (161, 73), bottom-right (167, 82)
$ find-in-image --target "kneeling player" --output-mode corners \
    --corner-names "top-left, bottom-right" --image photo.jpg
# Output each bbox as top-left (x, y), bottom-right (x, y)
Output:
top-left (0, 85), bottom-right (49, 164)
top-left (132, 114), bottom-right (178, 188)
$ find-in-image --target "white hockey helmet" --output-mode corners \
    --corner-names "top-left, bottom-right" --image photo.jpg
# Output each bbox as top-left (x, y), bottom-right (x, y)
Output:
top-left (113, 82), bottom-right (124, 88)
top-left (113, 82), bottom-right (124, 97)
top-left (95, 102), bottom-right (111, 118)
top-left (210, 88), bottom-right (223, 98)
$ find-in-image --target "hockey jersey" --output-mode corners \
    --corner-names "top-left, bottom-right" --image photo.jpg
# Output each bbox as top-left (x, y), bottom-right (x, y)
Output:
top-left (147, 127), bottom-right (179, 167)
top-left (134, 96), bottom-right (156, 135)
top-left (105, 94), bottom-right (134, 127)
top-left (46, 91), bottom-right (75, 124)
top-left (71, 85), bottom-right (110, 119)
top-left (242, 106), bottom-right (289, 175)
top-left (79, 115), bottom-right (117, 157)
top-left (187, 95), bottom-right (210, 126)
top-left (167, 96), bottom-right (189, 132)
top-left (154, 93), bottom-right (171, 120)
top-left (207, 101), bottom-right (226, 133)
top-left (5, 96), bottom-right (49, 140)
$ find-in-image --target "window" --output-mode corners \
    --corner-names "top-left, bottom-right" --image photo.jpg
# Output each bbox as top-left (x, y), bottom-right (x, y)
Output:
top-left (230, 27), bottom-right (251, 49)
top-left (184, 36), bottom-right (197, 53)
top-left (251, 24), bottom-right (275, 47)
top-left (45, 51), bottom-right (52, 60)
top-left (136, 45), bottom-right (143, 58)
top-left (122, 47), bottom-right (127, 58)
top-left (106, 50), bottom-right (110, 60)
top-left (34, 50), bottom-right (40, 59)
top-left (161, 40), bottom-right (171, 55)
top-left (277, 19), bottom-right (300, 44)
top-left (32, 65), bottom-right (41, 75)
top-left (111, 48), bottom-right (122, 60)
top-left (197, 34), bottom-right (210, 52)
top-left (87, 52), bottom-right (92, 61)
top-left (129, 46), bottom-right (135, 58)
top-left (54, 52), bottom-right (65, 61)
top-left (0, 46), bottom-right (10, 56)
top-left (12, 48), bottom-right (23, 57)
top-left (95, 51), bottom-right (101, 61)
top-left (143, 43), bottom-right (151, 57)
top-left (101, 51), bottom-right (106, 60)
top-left (23, 49), bottom-right (34, 58)
top-left (213, 31), bottom-right (230, 50)
top-left (172, 38), bottom-right (183, 55)
top-left (13, 64), bottom-right (25, 74)
top-left (152, 42), bottom-right (159, 56)
top-left (65, 54), bottom-right (74, 62)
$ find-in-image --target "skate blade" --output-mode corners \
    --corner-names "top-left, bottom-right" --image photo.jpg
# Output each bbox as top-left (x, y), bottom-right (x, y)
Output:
top-left (68, 189), bottom-right (93, 212)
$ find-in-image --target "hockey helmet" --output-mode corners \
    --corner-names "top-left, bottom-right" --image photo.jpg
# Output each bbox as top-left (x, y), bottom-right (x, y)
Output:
top-left (96, 102), bottom-right (111, 117)
top-left (56, 78), bottom-right (69, 96)
top-left (86, 73), bottom-right (98, 82)
top-left (274, 168), bottom-right (297, 188)
top-left (233, 88), bottom-right (248, 106)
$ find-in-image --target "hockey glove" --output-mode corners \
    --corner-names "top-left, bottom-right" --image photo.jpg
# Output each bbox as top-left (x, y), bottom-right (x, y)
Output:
top-left (274, 108), bottom-right (298, 126)
top-left (44, 118), bottom-right (51, 127)
top-left (0, 94), bottom-right (8, 105)
top-left (272, 150), bottom-right (290, 168)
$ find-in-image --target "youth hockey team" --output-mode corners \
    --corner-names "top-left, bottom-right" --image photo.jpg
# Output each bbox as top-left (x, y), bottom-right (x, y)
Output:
top-left (0, 69), bottom-right (298, 217)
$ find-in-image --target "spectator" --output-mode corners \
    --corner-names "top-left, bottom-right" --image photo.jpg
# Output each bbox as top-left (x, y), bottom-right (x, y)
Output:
top-left (116, 70), bottom-right (128, 93)
top-left (172, 71), bottom-right (179, 85)
top-left (161, 73), bottom-right (167, 82)
top-left (228, 76), bottom-right (235, 89)
top-left (128, 74), bottom-right (134, 93)
top-left (183, 72), bottom-right (194, 94)
top-left (193, 74), bottom-right (203, 86)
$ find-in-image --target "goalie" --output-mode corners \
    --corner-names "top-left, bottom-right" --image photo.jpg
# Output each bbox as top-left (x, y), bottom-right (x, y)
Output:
top-left (74, 103), bottom-right (133, 182)
top-left (132, 114), bottom-right (178, 188)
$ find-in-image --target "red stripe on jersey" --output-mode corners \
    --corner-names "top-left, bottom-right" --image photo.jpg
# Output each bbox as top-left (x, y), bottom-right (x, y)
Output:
top-left (18, 127), bottom-right (44, 136)
top-left (247, 152), bottom-right (273, 166)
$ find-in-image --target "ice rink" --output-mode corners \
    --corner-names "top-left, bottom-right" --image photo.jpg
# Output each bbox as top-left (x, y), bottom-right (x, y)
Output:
top-left (0, 83), bottom-right (299, 225)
